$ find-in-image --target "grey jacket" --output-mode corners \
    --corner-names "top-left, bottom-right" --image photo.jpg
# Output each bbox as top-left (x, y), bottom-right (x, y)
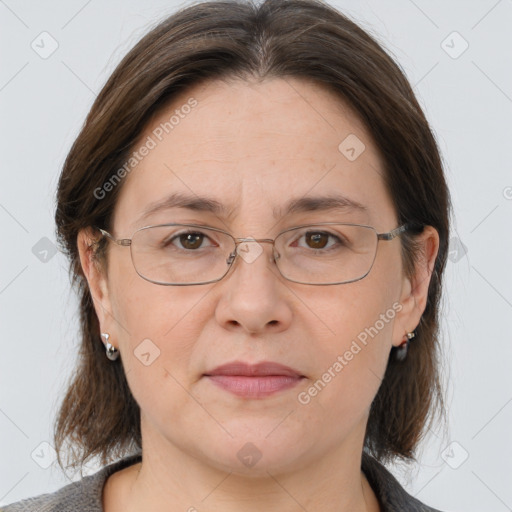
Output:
top-left (2, 452), bottom-right (445, 511)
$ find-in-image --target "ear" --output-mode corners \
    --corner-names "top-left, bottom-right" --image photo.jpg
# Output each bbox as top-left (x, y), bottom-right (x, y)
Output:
top-left (392, 225), bottom-right (440, 347)
top-left (77, 227), bottom-right (114, 344)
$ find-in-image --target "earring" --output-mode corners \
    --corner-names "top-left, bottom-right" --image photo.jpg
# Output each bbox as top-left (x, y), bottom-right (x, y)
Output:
top-left (395, 330), bottom-right (416, 361)
top-left (100, 332), bottom-right (119, 361)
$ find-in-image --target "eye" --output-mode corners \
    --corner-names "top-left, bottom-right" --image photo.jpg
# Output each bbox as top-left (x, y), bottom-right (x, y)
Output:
top-left (293, 230), bottom-right (344, 250)
top-left (164, 231), bottom-right (215, 250)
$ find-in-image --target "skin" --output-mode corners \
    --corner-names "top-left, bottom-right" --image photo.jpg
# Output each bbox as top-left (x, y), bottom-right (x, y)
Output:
top-left (78, 76), bottom-right (439, 512)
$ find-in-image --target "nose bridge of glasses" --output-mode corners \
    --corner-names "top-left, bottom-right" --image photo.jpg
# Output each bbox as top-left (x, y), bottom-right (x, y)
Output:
top-left (226, 237), bottom-right (279, 266)
top-left (235, 237), bottom-right (275, 244)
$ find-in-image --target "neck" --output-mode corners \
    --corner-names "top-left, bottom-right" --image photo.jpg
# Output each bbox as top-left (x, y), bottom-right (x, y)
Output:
top-left (119, 461), bottom-right (378, 512)
top-left (106, 424), bottom-right (380, 512)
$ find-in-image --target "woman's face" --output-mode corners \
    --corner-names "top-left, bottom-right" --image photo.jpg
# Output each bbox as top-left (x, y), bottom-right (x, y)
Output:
top-left (80, 77), bottom-right (437, 475)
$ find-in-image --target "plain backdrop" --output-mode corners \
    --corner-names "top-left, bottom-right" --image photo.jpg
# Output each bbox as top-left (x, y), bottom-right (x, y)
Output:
top-left (1, 1), bottom-right (511, 511)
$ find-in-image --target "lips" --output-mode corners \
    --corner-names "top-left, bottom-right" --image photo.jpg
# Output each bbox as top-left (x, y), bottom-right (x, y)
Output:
top-left (204, 361), bottom-right (305, 398)
top-left (205, 361), bottom-right (304, 378)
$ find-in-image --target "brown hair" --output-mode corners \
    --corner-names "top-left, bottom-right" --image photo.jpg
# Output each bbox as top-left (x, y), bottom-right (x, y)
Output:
top-left (54, 0), bottom-right (451, 473)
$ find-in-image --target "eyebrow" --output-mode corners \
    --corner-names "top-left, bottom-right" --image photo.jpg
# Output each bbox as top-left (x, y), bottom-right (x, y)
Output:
top-left (136, 191), bottom-right (368, 224)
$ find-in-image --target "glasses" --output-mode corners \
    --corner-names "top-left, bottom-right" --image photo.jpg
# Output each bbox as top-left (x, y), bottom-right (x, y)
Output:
top-left (95, 222), bottom-right (415, 286)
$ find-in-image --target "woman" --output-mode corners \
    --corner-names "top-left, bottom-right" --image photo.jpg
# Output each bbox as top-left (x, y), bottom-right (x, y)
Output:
top-left (4, 0), bottom-right (451, 510)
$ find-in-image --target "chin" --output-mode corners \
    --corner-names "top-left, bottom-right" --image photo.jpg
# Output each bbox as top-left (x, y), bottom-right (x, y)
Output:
top-left (194, 427), bottom-right (313, 477)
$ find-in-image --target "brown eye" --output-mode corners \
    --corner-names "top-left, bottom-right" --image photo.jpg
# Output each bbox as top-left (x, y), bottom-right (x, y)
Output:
top-left (178, 232), bottom-right (205, 250)
top-left (161, 231), bottom-right (212, 250)
top-left (305, 231), bottom-right (330, 249)
top-left (289, 229), bottom-right (345, 252)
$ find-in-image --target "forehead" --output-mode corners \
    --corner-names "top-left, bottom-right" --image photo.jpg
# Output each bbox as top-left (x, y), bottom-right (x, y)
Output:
top-left (112, 77), bottom-right (395, 233)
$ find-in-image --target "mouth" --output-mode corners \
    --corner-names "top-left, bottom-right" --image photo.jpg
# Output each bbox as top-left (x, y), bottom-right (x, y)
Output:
top-left (203, 361), bottom-right (306, 399)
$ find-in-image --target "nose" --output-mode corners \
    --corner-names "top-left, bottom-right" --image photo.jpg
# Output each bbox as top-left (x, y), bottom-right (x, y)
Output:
top-left (214, 239), bottom-right (293, 334)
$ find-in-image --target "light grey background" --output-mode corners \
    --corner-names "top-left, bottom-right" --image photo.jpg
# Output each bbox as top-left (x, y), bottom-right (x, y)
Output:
top-left (1, 1), bottom-right (511, 511)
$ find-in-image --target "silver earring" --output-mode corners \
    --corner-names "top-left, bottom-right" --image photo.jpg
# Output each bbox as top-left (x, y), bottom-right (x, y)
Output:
top-left (100, 332), bottom-right (119, 361)
top-left (395, 330), bottom-right (416, 361)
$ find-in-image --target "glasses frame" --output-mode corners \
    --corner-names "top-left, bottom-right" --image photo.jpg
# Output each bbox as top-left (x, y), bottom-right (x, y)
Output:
top-left (94, 222), bottom-right (415, 286)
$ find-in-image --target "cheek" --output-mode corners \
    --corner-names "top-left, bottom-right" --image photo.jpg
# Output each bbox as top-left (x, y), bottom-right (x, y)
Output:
top-left (299, 271), bottom-right (399, 413)
top-left (109, 263), bottom-right (210, 385)
top-left (315, 273), bottom-right (397, 352)
top-left (295, 320), bottom-right (390, 445)
top-left (110, 284), bottom-right (211, 433)
top-left (109, 247), bottom-right (202, 338)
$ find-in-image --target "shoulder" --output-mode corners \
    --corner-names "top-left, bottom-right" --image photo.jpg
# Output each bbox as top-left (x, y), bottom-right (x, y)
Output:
top-left (1, 454), bottom-right (142, 512)
top-left (361, 452), bottom-right (446, 512)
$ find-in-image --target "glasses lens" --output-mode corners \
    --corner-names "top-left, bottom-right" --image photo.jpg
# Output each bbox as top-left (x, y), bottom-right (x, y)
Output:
top-left (275, 224), bottom-right (378, 284)
top-left (131, 225), bottom-right (234, 285)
